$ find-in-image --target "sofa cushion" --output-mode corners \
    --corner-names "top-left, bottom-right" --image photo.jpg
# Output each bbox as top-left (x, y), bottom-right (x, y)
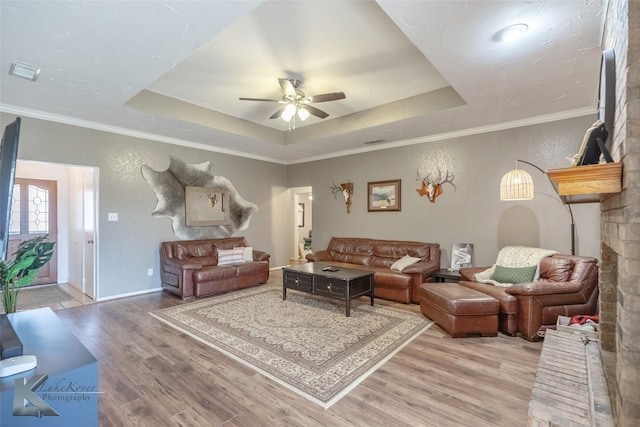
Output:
top-left (234, 261), bottom-right (268, 276)
top-left (185, 256), bottom-right (218, 267)
top-left (390, 255), bottom-right (421, 272)
top-left (374, 242), bottom-right (429, 259)
top-left (217, 248), bottom-right (244, 265)
top-left (330, 252), bottom-right (372, 265)
top-left (193, 265), bottom-right (237, 282)
top-left (328, 239), bottom-right (374, 255)
top-left (539, 257), bottom-right (572, 282)
top-left (174, 242), bottom-right (215, 259)
top-left (490, 265), bottom-right (537, 284)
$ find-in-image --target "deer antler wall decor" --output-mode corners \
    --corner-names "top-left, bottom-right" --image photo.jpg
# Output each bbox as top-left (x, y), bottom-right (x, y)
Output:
top-left (416, 153), bottom-right (456, 203)
top-left (330, 181), bottom-right (353, 213)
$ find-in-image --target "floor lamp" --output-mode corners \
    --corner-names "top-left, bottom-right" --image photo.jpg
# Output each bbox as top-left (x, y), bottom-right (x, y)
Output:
top-left (500, 159), bottom-right (575, 255)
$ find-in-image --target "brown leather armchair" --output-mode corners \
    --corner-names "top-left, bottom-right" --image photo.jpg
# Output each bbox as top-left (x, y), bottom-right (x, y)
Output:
top-left (459, 254), bottom-right (599, 341)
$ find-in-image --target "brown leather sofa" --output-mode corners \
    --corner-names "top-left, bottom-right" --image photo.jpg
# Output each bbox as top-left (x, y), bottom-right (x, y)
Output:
top-left (306, 237), bottom-right (440, 304)
top-left (160, 237), bottom-right (270, 300)
top-left (459, 254), bottom-right (599, 341)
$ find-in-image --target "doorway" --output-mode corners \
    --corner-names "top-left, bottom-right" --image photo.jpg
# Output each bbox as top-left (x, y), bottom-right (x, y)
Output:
top-left (15, 161), bottom-right (98, 300)
top-left (8, 178), bottom-right (58, 285)
top-left (291, 186), bottom-right (312, 262)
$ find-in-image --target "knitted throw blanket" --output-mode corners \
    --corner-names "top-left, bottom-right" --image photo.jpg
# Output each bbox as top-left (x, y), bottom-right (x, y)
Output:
top-left (475, 246), bottom-right (558, 287)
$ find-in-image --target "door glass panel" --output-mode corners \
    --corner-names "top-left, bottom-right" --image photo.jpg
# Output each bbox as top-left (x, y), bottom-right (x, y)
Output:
top-left (9, 183), bottom-right (20, 234)
top-left (28, 184), bottom-right (49, 234)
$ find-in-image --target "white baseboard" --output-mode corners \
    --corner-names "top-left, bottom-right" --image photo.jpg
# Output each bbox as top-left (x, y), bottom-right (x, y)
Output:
top-left (96, 287), bottom-right (163, 302)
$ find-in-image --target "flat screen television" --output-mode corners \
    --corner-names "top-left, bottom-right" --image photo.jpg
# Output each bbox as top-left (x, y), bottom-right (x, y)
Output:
top-left (0, 117), bottom-right (21, 262)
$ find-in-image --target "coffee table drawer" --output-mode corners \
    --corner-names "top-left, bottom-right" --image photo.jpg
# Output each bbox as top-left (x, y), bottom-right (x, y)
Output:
top-left (314, 276), bottom-right (346, 298)
top-left (283, 271), bottom-right (313, 292)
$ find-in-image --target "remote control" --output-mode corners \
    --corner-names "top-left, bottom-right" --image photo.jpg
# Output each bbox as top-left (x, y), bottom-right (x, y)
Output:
top-left (0, 355), bottom-right (37, 377)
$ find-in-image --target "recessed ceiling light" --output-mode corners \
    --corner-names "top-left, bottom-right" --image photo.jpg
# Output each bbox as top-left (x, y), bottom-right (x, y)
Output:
top-left (9, 61), bottom-right (41, 81)
top-left (497, 23), bottom-right (529, 43)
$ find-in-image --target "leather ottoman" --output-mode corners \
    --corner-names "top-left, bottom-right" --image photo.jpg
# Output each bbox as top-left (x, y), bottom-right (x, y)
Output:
top-left (419, 282), bottom-right (499, 338)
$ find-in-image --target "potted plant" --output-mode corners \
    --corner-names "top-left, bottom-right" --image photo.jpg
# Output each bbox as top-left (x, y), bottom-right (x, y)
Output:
top-left (0, 234), bottom-right (55, 313)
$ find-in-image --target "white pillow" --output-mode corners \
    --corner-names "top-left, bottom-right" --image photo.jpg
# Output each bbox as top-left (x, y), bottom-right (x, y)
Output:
top-left (217, 248), bottom-right (244, 265)
top-left (234, 246), bottom-right (253, 262)
top-left (390, 255), bottom-right (421, 272)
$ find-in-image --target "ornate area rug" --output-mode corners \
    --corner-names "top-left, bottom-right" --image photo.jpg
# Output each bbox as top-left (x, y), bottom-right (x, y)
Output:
top-left (150, 286), bottom-right (432, 408)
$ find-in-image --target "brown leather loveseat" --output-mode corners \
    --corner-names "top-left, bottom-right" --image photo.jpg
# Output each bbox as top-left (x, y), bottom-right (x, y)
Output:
top-left (459, 253), bottom-right (599, 341)
top-left (160, 237), bottom-right (270, 300)
top-left (306, 237), bottom-right (440, 304)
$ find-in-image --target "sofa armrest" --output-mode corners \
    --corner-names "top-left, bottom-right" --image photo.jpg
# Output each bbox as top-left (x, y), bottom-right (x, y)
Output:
top-left (402, 260), bottom-right (439, 275)
top-left (505, 280), bottom-right (582, 296)
top-left (252, 250), bottom-right (270, 262)
top-left (162, 258), bottom-right (202, 273)
top-left (459, 267), bottom-right (490, 281)
top-left (306, 250), bottom-right (331, 262)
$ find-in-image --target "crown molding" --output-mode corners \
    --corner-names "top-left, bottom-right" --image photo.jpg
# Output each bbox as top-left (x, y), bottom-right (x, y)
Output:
top-left (2, 104), bottom-right (595, 166)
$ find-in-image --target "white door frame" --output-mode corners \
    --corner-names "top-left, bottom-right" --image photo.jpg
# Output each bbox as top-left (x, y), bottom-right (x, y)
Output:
top-left (291, 186), bottom-right (312, 260)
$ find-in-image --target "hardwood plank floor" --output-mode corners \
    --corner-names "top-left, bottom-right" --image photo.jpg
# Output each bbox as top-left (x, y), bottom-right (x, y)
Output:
top-left (55, 269), bottom-right (542, 426)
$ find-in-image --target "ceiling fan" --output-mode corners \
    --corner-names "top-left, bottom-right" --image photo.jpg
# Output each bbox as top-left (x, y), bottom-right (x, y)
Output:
top-left (239, 78), bottom-right (345, 123)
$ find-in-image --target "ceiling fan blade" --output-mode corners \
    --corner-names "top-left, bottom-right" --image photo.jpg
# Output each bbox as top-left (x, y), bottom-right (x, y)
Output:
top-left (269, 107), bottom-right (286, 119)
top-left (278, 78), bottom-right (297, 98)
top-left (304, 105), bottom-right (329, 119)
top-left (307, 92), bottom-right (346, 103)
top-left (239, 97), bottom-right (280, 102)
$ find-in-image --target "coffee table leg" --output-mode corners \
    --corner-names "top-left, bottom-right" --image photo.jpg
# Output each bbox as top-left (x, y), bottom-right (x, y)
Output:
top-left (346, 298), bottom-right (350, 317)
top-left (370, 276), bottom-right (374, 306)
top-left (283, 286), bottom-right (287, 300)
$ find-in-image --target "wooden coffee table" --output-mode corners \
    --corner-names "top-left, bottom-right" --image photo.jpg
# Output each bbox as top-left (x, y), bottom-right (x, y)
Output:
top-left (282, 262), bottom-right (374, 317)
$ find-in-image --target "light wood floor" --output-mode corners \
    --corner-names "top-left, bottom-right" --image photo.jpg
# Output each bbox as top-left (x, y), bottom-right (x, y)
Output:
top-left (55, 269), bottom-right (543, 427)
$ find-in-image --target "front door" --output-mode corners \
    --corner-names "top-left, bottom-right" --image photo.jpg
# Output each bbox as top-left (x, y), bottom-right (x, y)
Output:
top-left (8, 178), bottom-right (58, 285)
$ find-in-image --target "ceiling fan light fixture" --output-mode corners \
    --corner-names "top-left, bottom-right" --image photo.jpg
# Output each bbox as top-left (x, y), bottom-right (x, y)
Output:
top-left (281, 103), bottom-right (296, 122)
top-left (297, 107), bottom-right (310, 121)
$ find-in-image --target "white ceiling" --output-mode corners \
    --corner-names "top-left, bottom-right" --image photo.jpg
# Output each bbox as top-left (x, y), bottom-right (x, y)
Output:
top-left (0, 0), bottom-right (606, 164)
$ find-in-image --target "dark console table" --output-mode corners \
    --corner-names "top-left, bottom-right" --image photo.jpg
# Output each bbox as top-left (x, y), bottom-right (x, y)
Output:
top-left (432, 268), bottom-right (461, 283)
top-left (0, 307), bottom-right (98, 426)
top-left (283, 262), bottom-right (374, 317)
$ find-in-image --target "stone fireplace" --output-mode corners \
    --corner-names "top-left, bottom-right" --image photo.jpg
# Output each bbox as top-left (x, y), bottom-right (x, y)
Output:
top-left (599, 1), bottom-right (639, 426)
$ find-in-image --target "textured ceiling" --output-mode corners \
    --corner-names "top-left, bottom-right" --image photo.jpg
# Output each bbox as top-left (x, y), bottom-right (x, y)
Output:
top-left (0, 1), bottom-right (605, 164)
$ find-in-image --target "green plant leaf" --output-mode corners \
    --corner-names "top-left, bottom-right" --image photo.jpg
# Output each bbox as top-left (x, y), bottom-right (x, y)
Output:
top-left (1, 235), bottom-right (56, 311)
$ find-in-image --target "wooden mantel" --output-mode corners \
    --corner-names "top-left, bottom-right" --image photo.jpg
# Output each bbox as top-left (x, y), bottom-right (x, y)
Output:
top-left (546, 162), bottom-right (622, 203)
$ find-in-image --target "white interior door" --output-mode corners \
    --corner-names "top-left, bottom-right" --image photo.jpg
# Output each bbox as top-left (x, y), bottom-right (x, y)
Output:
top-left (82, 169), bottom-right (96, 299)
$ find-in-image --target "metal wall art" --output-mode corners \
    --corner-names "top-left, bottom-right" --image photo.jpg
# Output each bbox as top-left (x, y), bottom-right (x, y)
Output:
top-left (416, 152), bottom-right (456, 203)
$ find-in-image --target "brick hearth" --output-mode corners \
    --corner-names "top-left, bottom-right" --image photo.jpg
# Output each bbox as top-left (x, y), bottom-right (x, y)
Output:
top-left (528, 330), bottom-right (613, 427)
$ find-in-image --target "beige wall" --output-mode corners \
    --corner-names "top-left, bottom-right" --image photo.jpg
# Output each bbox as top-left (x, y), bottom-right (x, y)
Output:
top-left (1, 114), bottom-right (289, 299)
top-left (288, 115), bottom-right (601, 267)
top-left (2, 112), bottom-right (604, 300)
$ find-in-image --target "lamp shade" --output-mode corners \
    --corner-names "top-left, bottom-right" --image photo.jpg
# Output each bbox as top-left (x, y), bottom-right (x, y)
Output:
top-left (500, 168), bottom-right (534, 200)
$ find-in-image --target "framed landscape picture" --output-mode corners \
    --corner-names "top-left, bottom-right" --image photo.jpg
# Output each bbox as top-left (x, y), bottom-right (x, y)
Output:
top-left (185, 186), bottom-right (230, 226)
top-left (368, 179), bottom-right (401, 212)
